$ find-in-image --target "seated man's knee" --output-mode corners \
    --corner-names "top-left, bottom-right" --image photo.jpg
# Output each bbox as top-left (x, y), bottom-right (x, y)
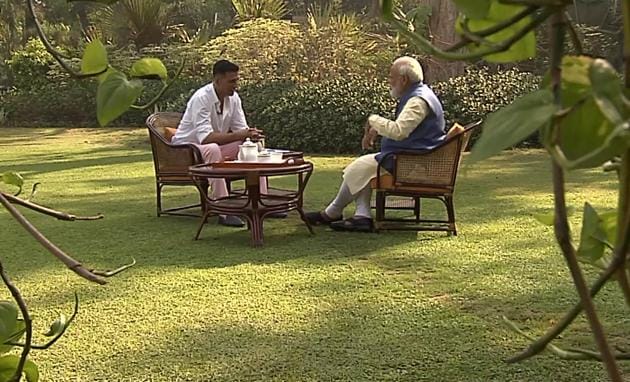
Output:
top-left (201, 143), bottom-right (222, 162)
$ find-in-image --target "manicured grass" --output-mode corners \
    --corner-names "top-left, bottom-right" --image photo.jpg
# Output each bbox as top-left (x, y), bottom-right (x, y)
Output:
top-left (0, 128), bottom-right (627, 381)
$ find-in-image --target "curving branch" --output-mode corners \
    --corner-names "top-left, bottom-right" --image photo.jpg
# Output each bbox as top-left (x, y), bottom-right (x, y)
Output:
top-left (617, 152), bottom-right (630, 308)
top-left (1, 192), bottom-right (106, 284)
top-left (389, 7), bottom-right (553, 61)
top-left (25, 0), bottom-right (106, 79)
top-left (130, 59), bottom-right (186, 110)
top-left (504, 317), bottom-right (630, 360)
top-left (3, 192), bottom-right (103, 221)
top-left (26, 183), bottom-right (40, 202)
top-left (447, 5), bottom-right (540, 52)
top-left (458, 21), bottom-right (502, 48)
top-left (547, 122), bottom-right (629, 170)
top-left (563, 11), bottom-right (584, 55)
top-left (507, 188), bottom-right (630, 363)
top-left (90, 258), bottom-right (136, 277)
top-left (9, 294), bottom-right (79, 350)
top-left (0, 260), bottom-right (32, 382)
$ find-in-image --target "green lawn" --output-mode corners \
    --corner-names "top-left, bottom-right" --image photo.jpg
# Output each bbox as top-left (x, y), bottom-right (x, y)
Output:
top-left (0, 128), bottom-right (626, 381)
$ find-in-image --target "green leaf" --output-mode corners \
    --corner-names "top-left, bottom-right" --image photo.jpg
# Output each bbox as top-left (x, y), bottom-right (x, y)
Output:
top-left (590, 58), bottom-right (627, 125)
top-left (0, 302), bottom-right (17, 345)
top-left (560, 55), bottom-right (592, 90)
top-left (381, 0), bottom-right (394, 19)
top-left (470, 89), bottom-right (557, 162)
top-left (96, 70), bottom-right (143, 126)
top-left (44, 314), bottom-right (66, 337)
top-left (80, 39), bottom-right (108, 75)
top-left (533, 206), bottom-right (575, 226)
top-left (558, 99), bottom-right (627, 168)
top-left (593, 211), bottom-right (617, 247)
top-left (98, 67), bottom-right (115, 84)
top-left (0, 320), bottom-right (25, 355)
top-left (1, 172), bottom-right (24, 189)
top-left (129, 58), bottom-right (168, 81)
top-left (453, 0), bottom-right (491, 19)
top-left (457, 2), bottom-right (536, 63)
top-left (533, 212), bottom-right (554, 226)
top-left (547, 56), bottom-right (630, 169)
top-left (0, 355), bottom-right (39, 382)
top-left (576, 203), bottom-right (606, 264)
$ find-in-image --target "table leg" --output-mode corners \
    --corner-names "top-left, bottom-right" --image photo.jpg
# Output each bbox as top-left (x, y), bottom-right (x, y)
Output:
top-left (194, 211), bottom-right (210, 240)
top-left (297, 208), bottom-right (314, 235)
top-left (246, 173), bottom-right (264, 246)
top-left (250, 213), bottom-right (264, 247)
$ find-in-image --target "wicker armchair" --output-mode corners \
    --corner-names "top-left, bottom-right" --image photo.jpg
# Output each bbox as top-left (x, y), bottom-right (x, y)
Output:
top-left (370, 120), bottom-right (482, 235)
top-left (146, 112), bottom-right (207, 217)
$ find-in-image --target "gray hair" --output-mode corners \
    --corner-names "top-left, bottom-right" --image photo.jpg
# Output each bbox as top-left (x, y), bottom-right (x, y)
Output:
top-left (393, 56), bottom-right (424, 83)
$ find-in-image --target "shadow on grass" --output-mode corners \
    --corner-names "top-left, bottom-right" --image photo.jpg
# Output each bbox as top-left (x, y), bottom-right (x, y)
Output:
top-left (0, 152), bottom-right (152, 177)
top-left (0, 128), bottom-right (69, 145)
top-left (65, 291), bottom-right (612, 382)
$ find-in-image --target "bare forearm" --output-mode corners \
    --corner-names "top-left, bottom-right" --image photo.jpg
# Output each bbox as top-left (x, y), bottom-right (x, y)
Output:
top-left (202, 130), bottom-right (246, 145)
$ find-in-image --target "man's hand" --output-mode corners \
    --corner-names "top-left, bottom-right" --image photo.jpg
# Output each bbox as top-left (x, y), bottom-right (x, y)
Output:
top-left (236, 127), bottom-right (264, 140)
top-left (361, 127), bottom-right (378, 150)
top-left (247, 127), bottom-right (264, 140)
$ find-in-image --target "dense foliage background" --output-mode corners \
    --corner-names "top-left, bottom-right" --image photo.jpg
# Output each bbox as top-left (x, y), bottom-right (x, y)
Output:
top-left (0, 0), bottom-right (622, 153)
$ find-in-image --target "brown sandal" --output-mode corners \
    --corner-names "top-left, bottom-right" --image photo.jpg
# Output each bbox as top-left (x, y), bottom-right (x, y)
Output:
top-left (304, 211), bottom-right (341, 225)
top-left (330, 217), bottom-right (374, 233)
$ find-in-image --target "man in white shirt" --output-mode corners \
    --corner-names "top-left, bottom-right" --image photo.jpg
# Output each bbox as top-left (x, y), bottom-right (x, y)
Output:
top-left (305, 56), bottom-right (446, 232)
top-left (173, 60), bottom-right (270, 227)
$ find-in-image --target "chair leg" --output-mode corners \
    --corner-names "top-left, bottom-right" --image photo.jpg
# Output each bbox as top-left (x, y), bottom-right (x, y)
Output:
top-left (375, 192), bottom-right (385, 232)
top-left (156, 182), bottom-right (163, 217)
top-left (414, 197), bottom-right (421, 223)
top-left (445, 195), bottom-right (457, 236)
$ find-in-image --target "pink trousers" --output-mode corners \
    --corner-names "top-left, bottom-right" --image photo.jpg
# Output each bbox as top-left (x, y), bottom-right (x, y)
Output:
top-left (195, 141), bottom-right (268, 199)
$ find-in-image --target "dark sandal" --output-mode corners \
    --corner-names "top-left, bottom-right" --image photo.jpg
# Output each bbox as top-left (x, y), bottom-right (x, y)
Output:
top-left (330, 217), bottom-right (374, 233)
top-left (304, 211), bottom-right (341, 226)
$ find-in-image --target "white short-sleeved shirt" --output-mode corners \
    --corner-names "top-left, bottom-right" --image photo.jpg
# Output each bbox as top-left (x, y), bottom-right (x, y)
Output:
top-left (172, 83), bottom-right (248, 145)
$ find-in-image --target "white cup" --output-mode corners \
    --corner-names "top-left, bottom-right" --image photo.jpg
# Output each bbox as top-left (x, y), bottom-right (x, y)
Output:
top-left (270, 152), bottom-right (283, 163)
top-left (257, 152), bottom-right (271, 163)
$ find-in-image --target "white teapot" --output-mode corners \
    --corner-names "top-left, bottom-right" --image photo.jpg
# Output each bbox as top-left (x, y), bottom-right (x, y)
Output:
top-left (238, 138), bottom-right (259, 162)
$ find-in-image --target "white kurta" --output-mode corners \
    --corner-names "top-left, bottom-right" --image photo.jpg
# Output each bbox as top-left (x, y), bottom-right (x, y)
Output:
top-left (172, 83), bottom-right (249, 145)
top-left (343, 97), bottom-right (430, 195)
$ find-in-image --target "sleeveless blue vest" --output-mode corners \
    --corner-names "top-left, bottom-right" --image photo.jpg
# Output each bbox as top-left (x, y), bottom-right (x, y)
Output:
top-left (375, 82), bottom-right (446, 172)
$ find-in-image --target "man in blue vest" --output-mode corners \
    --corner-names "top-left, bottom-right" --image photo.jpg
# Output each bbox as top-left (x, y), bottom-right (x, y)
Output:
top-left (305, 56), bottom-right (446, 232)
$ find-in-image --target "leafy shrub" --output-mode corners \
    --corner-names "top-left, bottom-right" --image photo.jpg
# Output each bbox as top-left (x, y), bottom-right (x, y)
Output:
top-left (1, 81), bottom-right (96, 126)
top-left (245, 68), bottom-right (540, 154)
top-left (239, 79), bottom-right (297, 122)
top-left (432, 67), bottom-right (541, 146)
top-left (6, 39), bottom-right (55, 89)
top-left (202, 19), bottom-right (303, 82)
top-left (297, 11), bottom-right (396, 82)
top-left (0, 74), bottom-right (205, 127)
top-left (253, 77), bottom-right (394, 154)
top-left (433, 67), bottom-right (540, 125)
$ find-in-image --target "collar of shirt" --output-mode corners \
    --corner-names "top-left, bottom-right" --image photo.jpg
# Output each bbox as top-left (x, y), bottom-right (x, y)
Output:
top-left (205, 83), bottom-right (223, 114)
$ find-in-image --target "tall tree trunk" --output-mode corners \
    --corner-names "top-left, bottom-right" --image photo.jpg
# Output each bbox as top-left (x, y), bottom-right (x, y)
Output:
top-left (417, 0), bottom-right (465, 82)
top-left (22, 7), bottom-right (37, 44)
top-left (368, 0), bottom-right (380, 17)
top-left (73, 2), bottom-right (91, 33)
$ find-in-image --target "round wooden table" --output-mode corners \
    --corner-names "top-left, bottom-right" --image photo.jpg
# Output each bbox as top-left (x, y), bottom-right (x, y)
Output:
top-left (189, 159), bottom-right (314, 247)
